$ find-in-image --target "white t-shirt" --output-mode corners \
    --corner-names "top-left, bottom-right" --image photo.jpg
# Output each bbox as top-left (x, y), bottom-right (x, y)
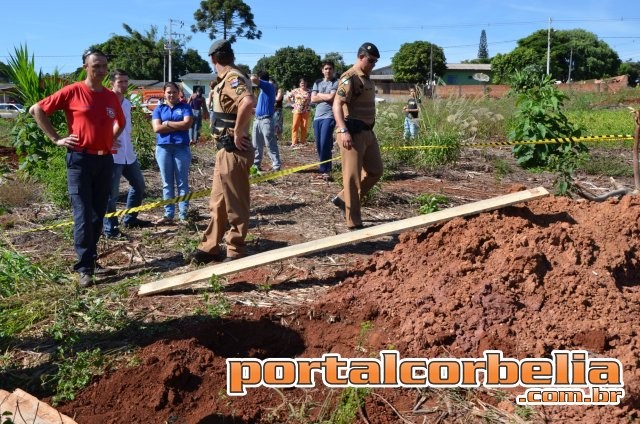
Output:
top-left (111, 98), bottom-right (137, 165)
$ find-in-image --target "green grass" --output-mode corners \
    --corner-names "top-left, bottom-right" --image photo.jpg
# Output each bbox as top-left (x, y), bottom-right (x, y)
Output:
top-left (579, 155), bottom-right (634, 177)
top-left (568, 109), bottom-right (633, 135)
top-left (0, 119), bottom-right (13, 147)
top-left (492, 158), bottom-right (513, 181)
top-left (414, 193), bottom-right (450, 214)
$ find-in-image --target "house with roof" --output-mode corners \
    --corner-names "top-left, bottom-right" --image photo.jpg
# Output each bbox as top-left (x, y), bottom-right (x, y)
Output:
top-left (179, 72), bottom-right (216, 98)
top-left (371, 63), bottom-right (493, 94)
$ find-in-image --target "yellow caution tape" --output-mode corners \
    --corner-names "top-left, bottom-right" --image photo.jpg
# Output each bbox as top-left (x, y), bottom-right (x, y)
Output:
top-left (13, 133), bottom-right (634, 234)
top-left (463, 134), bottom-right (633, 148)
top-left (15, 157), bottom-right (341, 233)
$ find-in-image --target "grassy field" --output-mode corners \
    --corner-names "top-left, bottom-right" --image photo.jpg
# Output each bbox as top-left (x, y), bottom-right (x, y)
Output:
top-left (1, 87), bottom-right (639, 407)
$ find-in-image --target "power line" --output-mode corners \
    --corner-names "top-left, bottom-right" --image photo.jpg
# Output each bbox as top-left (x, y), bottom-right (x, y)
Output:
top-left (4, 16), bottom-right (640, 65)
top-left (261, 17), bottom-right (640, 32)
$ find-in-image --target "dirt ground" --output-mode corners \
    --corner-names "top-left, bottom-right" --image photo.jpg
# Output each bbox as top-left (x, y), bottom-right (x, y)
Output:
top-left (3, 138), bottom-right (640, 423)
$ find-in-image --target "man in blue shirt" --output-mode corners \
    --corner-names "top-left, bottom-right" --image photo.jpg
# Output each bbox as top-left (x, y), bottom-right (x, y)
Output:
top-left (251, 71), bottom-right (281, 171)
top-left (311, 60), bottom-right (339, 180)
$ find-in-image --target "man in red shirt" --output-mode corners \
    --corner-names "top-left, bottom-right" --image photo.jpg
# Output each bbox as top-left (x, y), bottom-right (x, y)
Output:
top-left (30, 49), bottom-right (125, 287)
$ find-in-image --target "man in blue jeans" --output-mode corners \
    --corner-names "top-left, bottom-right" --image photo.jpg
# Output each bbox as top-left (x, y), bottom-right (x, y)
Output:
top-left (250, 71), bottom-right (281, 171)
top-left (311, 60), bottom-right (338, 180)
top-left (103, 69), bottom-right (151, 239)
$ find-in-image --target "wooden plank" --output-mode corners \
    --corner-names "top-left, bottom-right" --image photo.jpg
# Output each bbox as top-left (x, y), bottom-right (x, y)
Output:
top-left (139, 187), bottom-right (549, 296)
top-left (0, 389), bottom-right (77, 424)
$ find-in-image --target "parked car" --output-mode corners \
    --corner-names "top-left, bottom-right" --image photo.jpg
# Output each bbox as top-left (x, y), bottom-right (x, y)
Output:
top-left (0, 103), bottom-right (25, 119)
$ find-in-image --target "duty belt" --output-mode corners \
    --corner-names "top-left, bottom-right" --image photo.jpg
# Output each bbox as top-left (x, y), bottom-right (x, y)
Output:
top-left (345, 118), bottom-right (374, 134)
top-left (212, 111), bottom-right (237, 133)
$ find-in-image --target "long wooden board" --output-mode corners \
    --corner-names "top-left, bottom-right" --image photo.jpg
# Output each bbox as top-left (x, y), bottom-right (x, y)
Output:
top-left (138, 187), bottom-right (549, 296)
top-left (0, 389), bottom-right (77, 424)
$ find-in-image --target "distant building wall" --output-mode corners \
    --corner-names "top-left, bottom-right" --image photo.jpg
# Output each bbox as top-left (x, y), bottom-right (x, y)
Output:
top-left (395, 75), bottom-right (631, 99)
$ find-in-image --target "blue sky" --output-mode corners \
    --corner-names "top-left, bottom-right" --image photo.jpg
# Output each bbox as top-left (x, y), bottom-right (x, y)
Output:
top-left (3, 0), bottom-right (640, 76)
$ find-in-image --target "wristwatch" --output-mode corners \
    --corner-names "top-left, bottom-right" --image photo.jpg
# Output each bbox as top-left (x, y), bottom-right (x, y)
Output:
top-left (337, 127), bottom-right (348, 133)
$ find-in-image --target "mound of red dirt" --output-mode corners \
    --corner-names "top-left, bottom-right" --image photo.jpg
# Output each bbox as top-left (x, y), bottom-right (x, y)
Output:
top-left (314, 194), bottom-right (640, 422)
top-left (58, 195), bottom-right (640, 423)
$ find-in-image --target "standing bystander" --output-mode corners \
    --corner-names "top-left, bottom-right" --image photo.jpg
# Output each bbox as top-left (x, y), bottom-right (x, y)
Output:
top-left (288, 79), bottom-right (311, 146)
top-left (272, 79), bottom-right (284, 141)
top-left (151, 82), bottom-right (193, 224)
top-left (311, 61), bottom-right (338, 180)
top-left (403, 87), bottom-right (420, 140)
top-left (251, 71), bottom-right (281, 171)
top-left (331, 42), bottom-right (383, 231)
top-left (207, 80), bottom-right (216, 137)
top-left (103, 69), bottom-right (151, 239)
top-left (187, 39), bottom-right (255, 264)
top-left (29, 49), bottom-right (125, 287)
top-left (188, 87), bottom-right (206, 144)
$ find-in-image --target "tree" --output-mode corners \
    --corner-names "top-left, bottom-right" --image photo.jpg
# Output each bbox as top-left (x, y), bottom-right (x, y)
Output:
top-left (174, 48), bottom-right (213, 77)
top-left (0, 60), bottom-right (9, 82)
top-left (491, 49), bottom-right (539, 84)
top-left (235, 63), bottom-right (251, 77)
top-left (192, 0), bottom-right (261, 43)
top-left (478, 30), bottom-right (489, 61)
top-left (390, 41), bottom-right (446, 83)
top-left (92, 24), bottom-right (210, 80)
top-left (252, 46), bottom-right (321, 90)
top-left (619, 61), bottom-right (640, 87)
top-left (491, 29), bottom-right (620, 83)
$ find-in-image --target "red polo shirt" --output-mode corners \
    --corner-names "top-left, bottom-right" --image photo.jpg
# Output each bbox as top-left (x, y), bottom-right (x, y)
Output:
top-left (39, 82), bottom-right (125, 151)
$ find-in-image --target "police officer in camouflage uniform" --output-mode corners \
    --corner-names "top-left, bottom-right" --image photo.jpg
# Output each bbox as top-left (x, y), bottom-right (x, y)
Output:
top-left (331, 42), bottom-right (384, 230)
top-left (188, 40), bottom-right (256, 264)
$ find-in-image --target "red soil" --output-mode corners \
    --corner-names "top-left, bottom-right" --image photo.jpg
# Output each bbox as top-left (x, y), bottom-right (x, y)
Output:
top-left (57, 194), bottom-right (640, 423)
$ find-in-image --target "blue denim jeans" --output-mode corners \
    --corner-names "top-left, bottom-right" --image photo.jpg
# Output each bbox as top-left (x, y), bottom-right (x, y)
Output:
top-left (66, 151), bottom-right (113, 274)
top-left (155, 144), bottom-right (191, 219)
top-left (252, 116), bottom-right (281, 170)
top-left (103, 160), bottom-right (146, 235)
top-left (189, 110), bottom-right (203, 143)
top-left (404, 116), bottom-right (418, 139)
top-left (313, 118), bottom-right (336, 173)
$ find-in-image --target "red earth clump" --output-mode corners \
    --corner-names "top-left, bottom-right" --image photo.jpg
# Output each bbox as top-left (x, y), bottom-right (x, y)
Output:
top-left (57, 195), bottom-right (640, 423)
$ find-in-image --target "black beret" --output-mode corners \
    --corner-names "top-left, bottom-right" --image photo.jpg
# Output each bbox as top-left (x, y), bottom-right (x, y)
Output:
top-left (360, 42), bottom-right (380, 58)
top-left (208, 39), bottom-right (231, 56)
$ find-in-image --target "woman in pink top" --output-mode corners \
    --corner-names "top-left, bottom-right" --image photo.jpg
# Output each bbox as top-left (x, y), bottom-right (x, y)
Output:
top-left (288, 78), bottom-right (311, 145)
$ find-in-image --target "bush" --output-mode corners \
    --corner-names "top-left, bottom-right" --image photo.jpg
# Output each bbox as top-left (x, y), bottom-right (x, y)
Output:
top-left (508, 67), bottom-right (587, 168)
top-left (130, 106), bottom-right (156, 170)
top-left (6, 45), bottom-right (68, 175)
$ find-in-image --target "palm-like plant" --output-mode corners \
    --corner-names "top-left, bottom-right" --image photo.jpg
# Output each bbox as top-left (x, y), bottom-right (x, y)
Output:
top-left (6, 45), bottom-right (68, 174)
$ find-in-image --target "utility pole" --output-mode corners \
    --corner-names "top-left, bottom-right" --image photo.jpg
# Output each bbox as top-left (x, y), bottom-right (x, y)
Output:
top-left (546, 17), bottom-right (552, 76)
top-left (165, 18), bottom-right (184, 82)
top-left (429, 44), bottom-right (433, 97)
top-left (567, 47), bottom-right (573, 83)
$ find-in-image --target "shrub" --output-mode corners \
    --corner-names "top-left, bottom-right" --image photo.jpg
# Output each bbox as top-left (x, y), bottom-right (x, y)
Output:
top-left (508, 67), bottom-right (587, 168)
top-left (414, 193), bottom-right (450, 214)
top-left (6, 45), bottom-right (68, 175)
top-left (130, 106), bottom-right (156, 170)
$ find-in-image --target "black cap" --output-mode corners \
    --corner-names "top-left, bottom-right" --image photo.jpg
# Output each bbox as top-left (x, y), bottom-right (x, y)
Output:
top-left (208, 39), bottom-right (231, 56)
top-left (360, 42), bottom-right (380, 59)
